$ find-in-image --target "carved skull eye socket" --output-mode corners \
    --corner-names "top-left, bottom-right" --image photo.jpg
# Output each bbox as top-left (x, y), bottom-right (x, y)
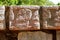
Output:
top-left (18, 9), bottom-right (32, 20)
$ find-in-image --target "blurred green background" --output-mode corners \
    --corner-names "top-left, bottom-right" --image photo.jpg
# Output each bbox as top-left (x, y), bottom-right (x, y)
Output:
top-left (0, 0), bottom-right (60, 5)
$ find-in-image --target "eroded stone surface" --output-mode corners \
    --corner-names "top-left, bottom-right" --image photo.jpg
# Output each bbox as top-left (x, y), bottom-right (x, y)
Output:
top-left (0, 6), bottom-right (5, 30)
top-left (18, 31), bottom-right (52, 40)
top-left (9, 6), bottom-right (40, 30)
top-left (42, 6), bottom-right (60, 29)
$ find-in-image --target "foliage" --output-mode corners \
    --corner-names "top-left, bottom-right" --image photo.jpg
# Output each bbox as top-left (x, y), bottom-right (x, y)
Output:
top-left (0, 0), bottom-right (54, 5)
top-left (57, 2), bottom-right (60, 5)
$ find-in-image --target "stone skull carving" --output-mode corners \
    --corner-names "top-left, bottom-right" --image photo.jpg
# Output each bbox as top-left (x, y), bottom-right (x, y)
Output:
top-left (9, 6), bottom-right (40, 30)
top-left (0, 6), bottom-right (5, 30)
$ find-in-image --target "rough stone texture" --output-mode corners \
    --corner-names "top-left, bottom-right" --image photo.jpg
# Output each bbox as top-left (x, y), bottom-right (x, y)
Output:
top-left (0, 6), bottom-right (5, 30)
top-left (42, 6), bottom-right (60, 29)
top-left (18, 31), bottom-right (52, 40)
top-left (5, 32), bottom-right (18, 40)
top-left (0, 33), bottom-right (7, 40)
top-left (56, 31), bottom-right (60, 40)
top-left (9, 6), bottom-right (40, 30)
top-left (0, 31), bottom-right (53, 40)
top-left (0, 32), bottom-right (17, 40)
top-left (0, 6), bottom-right (59, 40)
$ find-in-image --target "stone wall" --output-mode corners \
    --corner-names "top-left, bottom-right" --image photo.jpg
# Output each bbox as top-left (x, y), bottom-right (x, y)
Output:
top-left (0, 6), bottom-right (59, 40)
